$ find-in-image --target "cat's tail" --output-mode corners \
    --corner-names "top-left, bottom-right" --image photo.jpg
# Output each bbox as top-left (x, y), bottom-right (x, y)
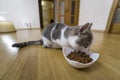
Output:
top-left (12, 39), bottom-right (43, 48)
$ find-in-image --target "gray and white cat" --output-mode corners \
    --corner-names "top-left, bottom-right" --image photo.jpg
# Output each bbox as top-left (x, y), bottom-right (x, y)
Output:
top-left (12, 23), bottom-right (93, 51)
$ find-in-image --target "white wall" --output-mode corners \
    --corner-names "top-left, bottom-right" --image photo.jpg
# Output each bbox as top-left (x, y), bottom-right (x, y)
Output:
top-left (79, 0), bottom-right (113, 31)
top-left (0, 0), bottom-right (40, 29)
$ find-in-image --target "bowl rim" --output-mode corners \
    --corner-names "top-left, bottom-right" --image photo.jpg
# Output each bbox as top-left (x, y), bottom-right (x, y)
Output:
top-left (62, 47), bottom-right (100, 65)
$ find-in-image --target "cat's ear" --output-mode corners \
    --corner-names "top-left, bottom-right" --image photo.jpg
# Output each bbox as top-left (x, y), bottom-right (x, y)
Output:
top-left (80, 23), bottom-right (93, 32)
top-left (80, 23), bottom-right (89, 32)
top-left (88, 23), bottom-right (93, 30)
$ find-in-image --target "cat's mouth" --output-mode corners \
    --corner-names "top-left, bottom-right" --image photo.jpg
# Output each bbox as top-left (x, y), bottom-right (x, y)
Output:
top-left (73, 46), bottom-right (86, 51)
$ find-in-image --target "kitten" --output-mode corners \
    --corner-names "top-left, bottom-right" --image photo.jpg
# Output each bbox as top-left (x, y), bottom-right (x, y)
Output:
top-left (12, 23), bottom-right (93, 51)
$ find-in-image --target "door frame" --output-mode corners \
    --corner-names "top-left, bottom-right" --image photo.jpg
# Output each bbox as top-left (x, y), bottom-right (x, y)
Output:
top-left (105, 0), bottom-right (119, 33)
top-left (38, 0), bottom-right (44, 28)
top-left (57, 0), bottom-right (80, 26)
top-left (38, 0), bottom-right (54, 28)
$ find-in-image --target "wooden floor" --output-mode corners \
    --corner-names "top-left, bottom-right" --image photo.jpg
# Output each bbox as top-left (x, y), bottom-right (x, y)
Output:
top-left (0, 29), bottom-right (120, 80)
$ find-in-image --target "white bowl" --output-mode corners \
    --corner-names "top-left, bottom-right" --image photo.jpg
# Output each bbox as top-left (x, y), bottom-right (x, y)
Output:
top-left (62, 47), bottom-right (99, 68)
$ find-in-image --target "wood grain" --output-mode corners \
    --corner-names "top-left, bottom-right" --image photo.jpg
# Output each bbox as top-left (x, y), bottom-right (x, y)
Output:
top-left (0, 29), bottom-right (120, 80)
top-left (111, 24), bottom-right (120, 33)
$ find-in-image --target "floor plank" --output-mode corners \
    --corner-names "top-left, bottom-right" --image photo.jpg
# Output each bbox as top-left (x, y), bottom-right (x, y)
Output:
top-left (0, 29), bottom-right (120, 80)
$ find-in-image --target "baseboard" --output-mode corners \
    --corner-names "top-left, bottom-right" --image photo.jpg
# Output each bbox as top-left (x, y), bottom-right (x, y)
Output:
top-left (17, 27), bottom-right (40, 30)
top-left (92, 29), bottom-right (104, 33)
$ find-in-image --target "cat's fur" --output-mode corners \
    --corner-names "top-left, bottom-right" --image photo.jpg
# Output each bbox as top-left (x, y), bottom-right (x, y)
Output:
top-left (12, 23), bottom-right (93, 51)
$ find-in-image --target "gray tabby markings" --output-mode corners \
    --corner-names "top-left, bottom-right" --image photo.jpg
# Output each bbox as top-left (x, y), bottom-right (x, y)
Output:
top-left (52, 23), bottom-right (66, 40)
top-left (76, 31), bottom-right (93, 48)
top-left (64, 27), bottom-right (73, 38)
top-left (64, 26), bottom-right (81, 38)
top-left (42, 23), bottom-right (56, 41)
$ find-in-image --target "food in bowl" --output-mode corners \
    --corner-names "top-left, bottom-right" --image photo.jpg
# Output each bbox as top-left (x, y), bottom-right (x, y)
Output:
top-left (67, 51), bottom-right (93, 64)
top-left (62, 47), bottom-right (100, 68)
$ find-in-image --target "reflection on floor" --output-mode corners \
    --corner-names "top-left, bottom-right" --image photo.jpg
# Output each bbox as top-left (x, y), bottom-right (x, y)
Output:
top-left (0, 29), bottom-right (120, 80)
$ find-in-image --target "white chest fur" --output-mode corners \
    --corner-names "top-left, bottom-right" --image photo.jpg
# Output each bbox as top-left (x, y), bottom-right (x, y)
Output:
top-left (68, 36), bottom-right (79, 49)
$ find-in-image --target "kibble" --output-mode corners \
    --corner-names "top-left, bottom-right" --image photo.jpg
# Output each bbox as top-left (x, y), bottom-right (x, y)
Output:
top-left (67, 51), bottom-right (93, 64)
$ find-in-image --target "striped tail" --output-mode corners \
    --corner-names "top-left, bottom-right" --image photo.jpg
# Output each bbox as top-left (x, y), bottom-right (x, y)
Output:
top-left (12, 39), bottom-right (43, 48)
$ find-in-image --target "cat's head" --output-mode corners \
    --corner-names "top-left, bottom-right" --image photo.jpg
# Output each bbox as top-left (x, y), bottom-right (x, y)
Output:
top-left (68, 23), bottom-right (93, 51)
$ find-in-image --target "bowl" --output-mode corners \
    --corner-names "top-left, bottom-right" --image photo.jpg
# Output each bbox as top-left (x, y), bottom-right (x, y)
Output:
top-left (62, 47), bottom-right (99, 68)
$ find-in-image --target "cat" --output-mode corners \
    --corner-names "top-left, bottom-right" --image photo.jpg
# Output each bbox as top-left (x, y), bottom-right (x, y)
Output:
top-left (12, 22), bottom-right (93, 51)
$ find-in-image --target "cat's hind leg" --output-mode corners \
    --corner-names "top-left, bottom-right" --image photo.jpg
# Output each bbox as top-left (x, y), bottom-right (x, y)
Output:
top-left (42, 36), bottom-right (53, 48)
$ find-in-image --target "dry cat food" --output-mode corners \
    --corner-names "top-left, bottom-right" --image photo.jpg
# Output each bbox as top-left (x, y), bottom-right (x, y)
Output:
top-left (67, 51), bottom-right (93, 63)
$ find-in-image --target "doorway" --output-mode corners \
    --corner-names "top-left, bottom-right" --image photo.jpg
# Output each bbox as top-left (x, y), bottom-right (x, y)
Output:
top-left (38, 0), bottom-right (54, 28)
top-left (38, 0), bottom-right (80, 28)
top-left (105, 0), bottom-right (120, 33)
top-left (42, 0), bottom-right (54, 26)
